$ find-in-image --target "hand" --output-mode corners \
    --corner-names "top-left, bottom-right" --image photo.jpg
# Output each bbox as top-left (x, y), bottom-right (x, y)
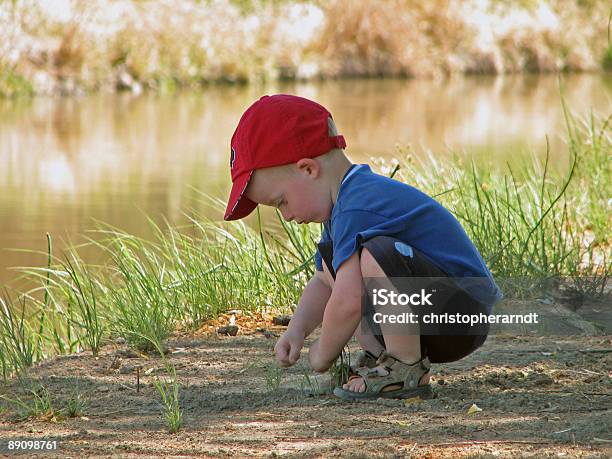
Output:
top-left (274, 329), bottom-right (304, 367)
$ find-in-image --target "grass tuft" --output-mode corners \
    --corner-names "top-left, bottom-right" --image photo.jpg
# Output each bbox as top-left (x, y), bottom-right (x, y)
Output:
top-left (153, 367), bottom-right (182, 434)
top-left (1, 382), bottom-right (57, 421)
top-left (0, 292), bottom-right (38, 378)
top-left (264, 362), bottom-right (284, 392)
top-left (63, 386), bottom-right (86, 418)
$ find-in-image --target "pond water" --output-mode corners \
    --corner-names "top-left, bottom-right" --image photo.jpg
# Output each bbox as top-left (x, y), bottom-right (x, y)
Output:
top-left (1, 74), bottom-right (610, 289)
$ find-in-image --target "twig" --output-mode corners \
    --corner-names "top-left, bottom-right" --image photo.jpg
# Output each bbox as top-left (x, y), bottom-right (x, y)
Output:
top-left (489, 348), bottom-right (611, 354)
top-left (579, 368), bottom-right (604, 376)
top-left (275, 434), bottom-right (413, 442)
top-left (536, 390), bottom-right (610, 396)
top-left (488, 349), bottom-right (553, 353)
top-left (89, 408), bottom-right (152, 417)
top-left (550, 369), bottom-right (604, 376)
top-left (402, 440), bottom-right (553, 448)
top-left (521, 407), bottom-right (610, 414)
top-left (116, 382), bottom-right (137, 392)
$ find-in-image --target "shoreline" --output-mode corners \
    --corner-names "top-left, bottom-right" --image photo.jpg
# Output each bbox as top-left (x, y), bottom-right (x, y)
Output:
top-left (1, 0), bottom-right (611, 98)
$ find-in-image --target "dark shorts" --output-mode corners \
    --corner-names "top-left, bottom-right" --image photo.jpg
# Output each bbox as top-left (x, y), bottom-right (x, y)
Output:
top-left (318, 235), bottom-right (488, 364)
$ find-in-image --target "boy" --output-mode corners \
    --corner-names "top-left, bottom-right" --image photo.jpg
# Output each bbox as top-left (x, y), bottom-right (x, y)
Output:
top-left (224, 94), bottom-right (501, 400)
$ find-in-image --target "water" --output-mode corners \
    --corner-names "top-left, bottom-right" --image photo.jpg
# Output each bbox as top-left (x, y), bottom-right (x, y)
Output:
top-left (1, 74), bottom-right (610, 289)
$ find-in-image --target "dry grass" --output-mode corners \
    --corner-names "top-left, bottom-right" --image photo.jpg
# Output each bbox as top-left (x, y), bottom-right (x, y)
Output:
top-left (0, 0), bottom-right (609, 96)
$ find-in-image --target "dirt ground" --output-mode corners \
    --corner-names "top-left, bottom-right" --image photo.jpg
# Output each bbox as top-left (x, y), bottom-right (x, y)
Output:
top-left (0, 314), bottom-right (611, 458)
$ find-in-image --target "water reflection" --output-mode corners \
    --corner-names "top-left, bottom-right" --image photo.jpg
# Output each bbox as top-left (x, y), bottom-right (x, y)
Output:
top-left (0, 74), bottom-right (610, 288)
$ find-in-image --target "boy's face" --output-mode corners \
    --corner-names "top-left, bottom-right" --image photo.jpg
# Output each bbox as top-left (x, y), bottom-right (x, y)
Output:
top-left (245, 159), bottom-right (332, 224)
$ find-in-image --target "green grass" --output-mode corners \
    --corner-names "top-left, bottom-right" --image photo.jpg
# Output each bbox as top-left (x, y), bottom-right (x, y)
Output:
top-left (63, 386), bottom-right (86, 418)
top-left (382, 107), bottom-right (610, 297)
top-left (0, 379), bottom-right (87, 421)
top-left (1, 382), bottom-right (56, 421)
top-left (152, 365), bottom-right (182, 433)
top-left (264, 362), bottom-right (284, 392)
top-left (0, 67), bottom-right (34, 98)
top-left (329, 346), bottom-right (351, 387)
top-left (0, 292), bottom-right (39, 378)
top-left (0, 106), bottom-right (608, 379)
top-left (55, 253), bottom-right (106, 356)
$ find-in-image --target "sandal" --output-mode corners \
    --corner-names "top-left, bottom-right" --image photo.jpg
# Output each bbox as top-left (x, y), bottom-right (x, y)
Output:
top-left (351, 349), bottom-right (381, 372)
top-left (333, 352), bottom-right (433, 401)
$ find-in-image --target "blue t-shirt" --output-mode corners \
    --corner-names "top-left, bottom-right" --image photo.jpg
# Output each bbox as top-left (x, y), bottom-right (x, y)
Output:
top-left (314, 164), bottom-right (502, 309)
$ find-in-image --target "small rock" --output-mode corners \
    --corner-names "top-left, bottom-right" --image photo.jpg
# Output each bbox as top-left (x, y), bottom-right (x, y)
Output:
top-left (531, 373), bottom-right (554, 385)
top-left (109, 356), bottom-right (122, 370)
top-left (117, 349), bottom-right (140, 358)
top-left (272, 315), bottom-right (292, 326)
top-left (98, 386), bottom-right (110, 393)
top-left (217, 325), bottom-right (239, 336)
top-left (119, 364), bottom-right (134, 375)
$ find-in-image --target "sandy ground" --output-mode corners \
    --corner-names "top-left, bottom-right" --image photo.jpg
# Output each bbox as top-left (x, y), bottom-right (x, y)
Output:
top-left (0, 318), bottom-right (610, 458)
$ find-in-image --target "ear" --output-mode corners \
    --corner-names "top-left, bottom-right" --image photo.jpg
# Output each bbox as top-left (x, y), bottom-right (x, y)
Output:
top-left (244, 170), bottom-right (260, 202)
top-left (296, 158), bottom-right (320, 178)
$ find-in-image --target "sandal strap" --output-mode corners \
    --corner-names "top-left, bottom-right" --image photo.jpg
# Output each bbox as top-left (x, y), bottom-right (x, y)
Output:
top-left (376, 352), bottom-right (430, 389)
top-left (353, 352), bottom-right (430, 393)
top-left (352, 349), bottom-right (381, 371)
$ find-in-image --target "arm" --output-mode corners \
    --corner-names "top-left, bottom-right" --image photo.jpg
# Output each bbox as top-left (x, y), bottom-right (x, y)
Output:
top-left (287, 270), bottom-right (332, 338)
top-left (274, 270), bottom-right (331, 367)
top-left (308, 251), bottom-right (363, 372)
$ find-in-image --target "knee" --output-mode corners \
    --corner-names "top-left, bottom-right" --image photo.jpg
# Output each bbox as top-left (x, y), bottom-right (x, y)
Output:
top-left (360, 247), bottom-right (387, 278)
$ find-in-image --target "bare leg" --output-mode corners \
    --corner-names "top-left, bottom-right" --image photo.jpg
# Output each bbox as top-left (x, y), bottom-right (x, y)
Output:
top-left (342, 248), bottom-right (430, 393)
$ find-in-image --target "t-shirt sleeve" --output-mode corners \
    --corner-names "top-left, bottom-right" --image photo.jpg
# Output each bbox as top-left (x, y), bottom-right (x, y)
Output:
top-left (330, 209), bottom-right (388, 273)
top-left (314, 223), bottom-right (331, 272)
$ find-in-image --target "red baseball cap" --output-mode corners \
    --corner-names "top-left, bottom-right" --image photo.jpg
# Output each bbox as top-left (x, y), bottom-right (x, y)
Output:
top-left (224, 94), bottom-right (346, 221)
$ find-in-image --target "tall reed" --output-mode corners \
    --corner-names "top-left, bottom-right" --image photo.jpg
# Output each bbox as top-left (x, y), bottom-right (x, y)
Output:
top-left (0, 293), bottom-right (38, 378)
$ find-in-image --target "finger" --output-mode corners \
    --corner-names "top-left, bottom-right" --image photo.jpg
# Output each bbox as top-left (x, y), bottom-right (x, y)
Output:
top-left (288, 344), bottom-right (301, 364)
top-left (274, 337), bottom-right (288, 353)
top-left (275, 342), bottom-right (290, 362)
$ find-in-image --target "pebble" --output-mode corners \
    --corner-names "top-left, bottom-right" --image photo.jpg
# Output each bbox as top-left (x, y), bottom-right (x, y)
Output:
top-left (119, 364), bottom-right (134, 374)
top-left (217, 325), bottom-right (239, 336)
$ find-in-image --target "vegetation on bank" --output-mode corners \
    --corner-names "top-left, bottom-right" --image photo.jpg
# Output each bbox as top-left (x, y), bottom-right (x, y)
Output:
top-left (1, 0), bottom-right (611, 97)
top-left (0, 106), bottom-right (609, 380)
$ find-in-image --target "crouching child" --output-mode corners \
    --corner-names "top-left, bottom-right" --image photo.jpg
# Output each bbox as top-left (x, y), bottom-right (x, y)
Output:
top-left (224, 94), bottom-right (502, 400)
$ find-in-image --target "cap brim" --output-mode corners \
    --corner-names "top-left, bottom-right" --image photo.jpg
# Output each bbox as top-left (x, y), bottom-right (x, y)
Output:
top-left (224, 171), bottom-right (258, 221)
